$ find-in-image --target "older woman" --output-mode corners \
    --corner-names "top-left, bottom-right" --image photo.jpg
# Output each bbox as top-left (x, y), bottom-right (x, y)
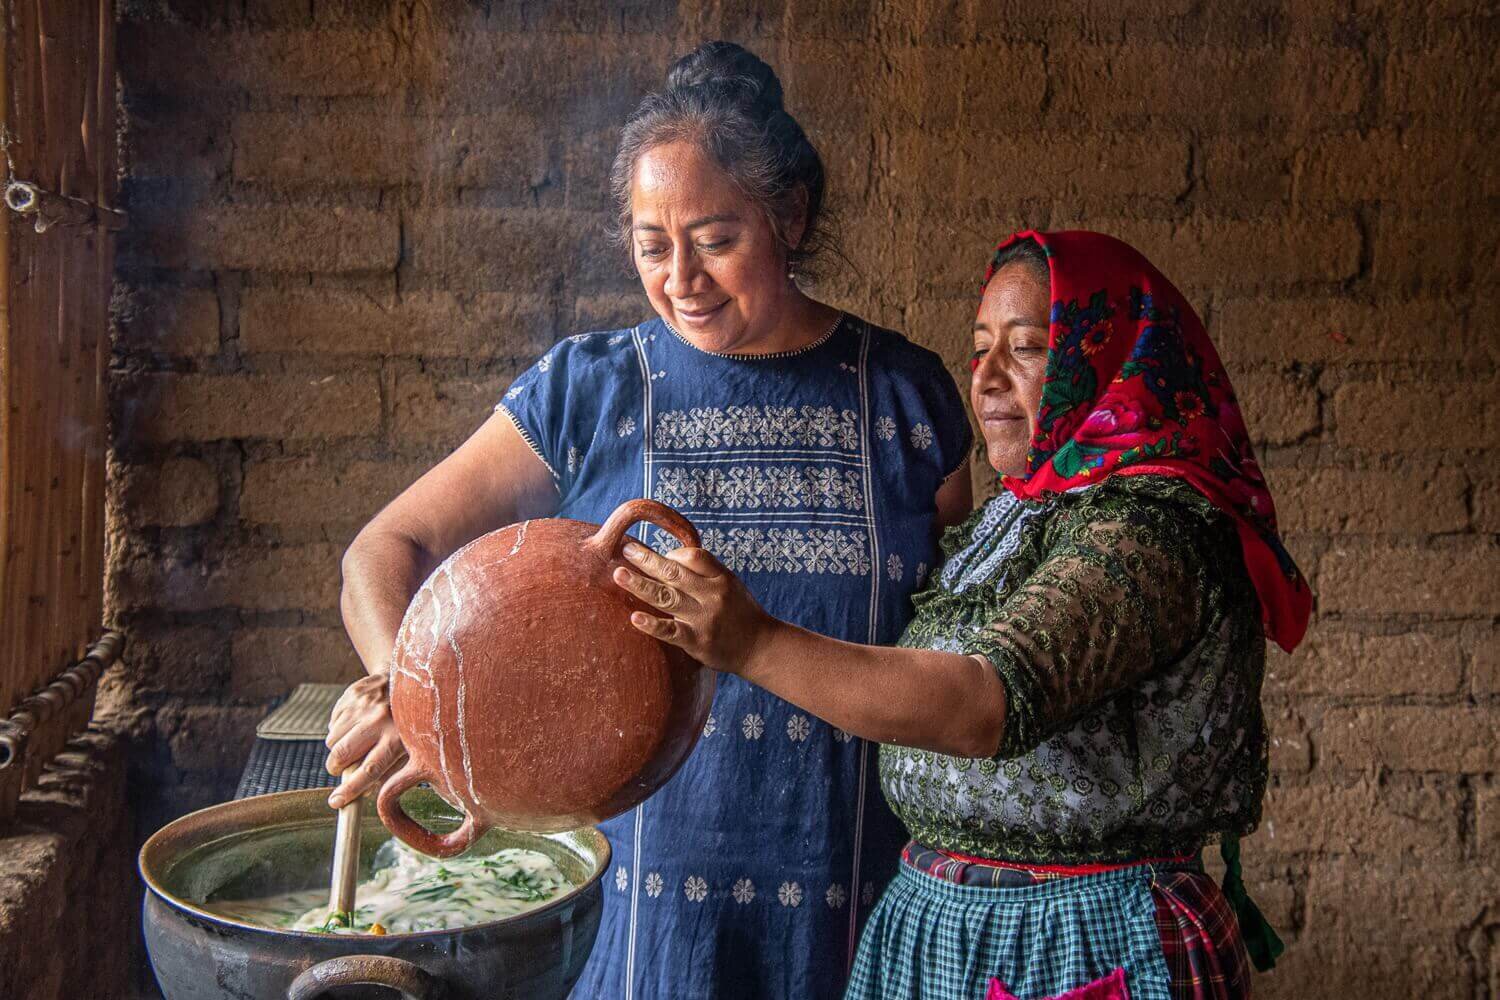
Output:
top-left (616, 230), bottom-right (1310, 999)
top-left (324, 41), bottom-right (971, 1000)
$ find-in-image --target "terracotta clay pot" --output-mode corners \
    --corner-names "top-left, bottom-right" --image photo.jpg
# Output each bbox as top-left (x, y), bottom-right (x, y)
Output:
top-left (377, 499), bottom-right (714, 857)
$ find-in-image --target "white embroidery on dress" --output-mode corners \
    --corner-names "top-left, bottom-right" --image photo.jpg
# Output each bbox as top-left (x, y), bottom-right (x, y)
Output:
top-left (538, 353), bottom-right (552, 373)
top-left (886, 554), bottom-right (904, 581)
top-left (652, 527), bottom-right (871, 576)
top-left (615, 866), bottom-right (629, 892)
top-left (568, 334), bottom-right (589, 343)
top-left (654, 465), bottom-right (864, 512)
top-left (742, 714), bottom-right (765, 740)
top-left (702, 714), bottom-right (716, 738)
top-left (916, 562), bottom-right (928, 586)
top-left (654, 405), bottom-right (859, 450)
top-left (650, 369), bottom-right (667, 381)
top-left (617, 416), bottom-right (637, 438)
top-left (910, 423), bottom-right (934, 450)
top-left (838, 362), bottom-right (857, 374)
top-left (862, 881), bottom-right (875, 905)
top-left (875, 416), bottom-right (896, 441)
top-left (609, 334), bottom-right (628, 346)
top-left (732, 878), bottom-right (756, 904)
top-left (567, 446), bottom-right (580, 474)
top-left (683, 876), bottom-right (708, 902)
top-left (826, 884), bottom-right (847, 909)
top-left (505, 383), bottom-right (524, 400)
top-left (778, 882), bottom-right (803, 907)
top-left (644, 872), bottom-right (664, 898)
top-left (787, 715), bottom-right (811, 742)
top-left (833, 728), bottom-right (854, 743)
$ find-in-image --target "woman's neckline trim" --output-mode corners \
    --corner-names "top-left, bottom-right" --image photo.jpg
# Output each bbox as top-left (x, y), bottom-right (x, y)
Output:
top-left (660, 311), bottom-right (847, 360)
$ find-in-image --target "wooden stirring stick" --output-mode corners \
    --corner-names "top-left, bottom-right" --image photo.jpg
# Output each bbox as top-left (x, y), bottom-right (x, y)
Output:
top-left (329, 766), bottom-right (363, 923)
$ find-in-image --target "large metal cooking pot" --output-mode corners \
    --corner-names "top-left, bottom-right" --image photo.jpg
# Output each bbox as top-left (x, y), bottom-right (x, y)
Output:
top-left (140, 787), bottom-right (608, 1000)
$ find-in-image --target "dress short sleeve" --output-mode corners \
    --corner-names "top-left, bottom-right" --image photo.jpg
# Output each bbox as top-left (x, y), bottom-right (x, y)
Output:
top-left (494, 341), bottom-right (566, 486)
top-left (962, 486), bottom-right (1221, 757)
top-left (494, 330), bottom-right (638, 496)
top-left (869, 330), bottom-right (973, 482)
top-left (925, 368), bottom-right (973, 481)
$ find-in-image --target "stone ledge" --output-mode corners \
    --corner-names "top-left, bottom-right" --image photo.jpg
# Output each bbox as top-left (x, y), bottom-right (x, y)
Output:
top-left (0, 728), bottom-right (133, 1000)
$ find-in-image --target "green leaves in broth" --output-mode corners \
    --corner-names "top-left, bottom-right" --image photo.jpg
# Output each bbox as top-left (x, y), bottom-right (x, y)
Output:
top-left (203, 841), bottom-right (571, 935)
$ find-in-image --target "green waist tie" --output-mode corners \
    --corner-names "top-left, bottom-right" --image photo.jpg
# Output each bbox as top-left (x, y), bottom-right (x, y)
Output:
top-left (1219, 836), bottom-right (1285, 972)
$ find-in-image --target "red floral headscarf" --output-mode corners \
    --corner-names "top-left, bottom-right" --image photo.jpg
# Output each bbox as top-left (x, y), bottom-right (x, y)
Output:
top-left (987, 230), bottom-right (1311, 651)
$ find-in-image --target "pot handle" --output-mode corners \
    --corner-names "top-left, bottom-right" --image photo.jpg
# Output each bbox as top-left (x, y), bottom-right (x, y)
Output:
top-left (376, 758), bottom-right (479, 859)
top-left (287, 955), bottom-right (438, 1000)
top-left (589, 498), bottom-right (701, 556)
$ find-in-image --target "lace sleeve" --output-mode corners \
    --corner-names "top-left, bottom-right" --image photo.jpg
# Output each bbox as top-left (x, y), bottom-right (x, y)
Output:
top-left (963, 492), bottom-right (1218, 758)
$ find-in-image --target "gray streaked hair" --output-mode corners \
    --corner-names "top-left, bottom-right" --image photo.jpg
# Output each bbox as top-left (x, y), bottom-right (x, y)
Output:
top-left (609, 41), bottom-right (832, 278)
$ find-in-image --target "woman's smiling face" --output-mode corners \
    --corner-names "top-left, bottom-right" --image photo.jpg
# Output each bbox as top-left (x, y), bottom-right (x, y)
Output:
top-left (971, 262), bottom-right (1051, 476)
top-left (630, 140), bottom-right (803, 354)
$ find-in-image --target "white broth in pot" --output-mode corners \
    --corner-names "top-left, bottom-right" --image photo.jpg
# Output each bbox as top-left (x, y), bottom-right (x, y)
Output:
top-left (205, 838), bottom-right (572, 934)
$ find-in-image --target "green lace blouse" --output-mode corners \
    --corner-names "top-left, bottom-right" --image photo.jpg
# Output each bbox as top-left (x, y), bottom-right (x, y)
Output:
top-left (881, 476), bottom-right (1268, 863)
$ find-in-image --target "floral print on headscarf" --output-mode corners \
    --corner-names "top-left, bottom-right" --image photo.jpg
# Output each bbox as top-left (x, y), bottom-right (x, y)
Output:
top-left (990, 230), bottom-right (1312, 651)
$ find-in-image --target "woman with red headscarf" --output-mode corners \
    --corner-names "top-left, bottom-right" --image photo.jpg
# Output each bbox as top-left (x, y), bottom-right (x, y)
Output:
top-left (615, 230), bottom-right (1310, 999)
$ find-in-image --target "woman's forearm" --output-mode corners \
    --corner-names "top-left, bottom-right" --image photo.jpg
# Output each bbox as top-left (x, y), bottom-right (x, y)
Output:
top-left (339, 529), bottom-right (437, 676)
top-left (739, 622), bottom-right (1007, 759)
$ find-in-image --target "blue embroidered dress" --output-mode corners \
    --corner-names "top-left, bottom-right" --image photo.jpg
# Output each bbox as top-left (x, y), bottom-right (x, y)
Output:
top-left (497, 313), bottom-right (970, 1000)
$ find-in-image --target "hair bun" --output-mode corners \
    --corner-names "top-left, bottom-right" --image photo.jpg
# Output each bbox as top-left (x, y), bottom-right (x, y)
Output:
top-left (665, 40), bottom-right (785, 116)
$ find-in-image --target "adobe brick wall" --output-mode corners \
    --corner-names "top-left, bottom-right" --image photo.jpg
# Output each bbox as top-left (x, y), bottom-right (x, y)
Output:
top-left (103, 2), bottom-right (1497, 997)
top-left (0, 731), bottom-right (134, 1000)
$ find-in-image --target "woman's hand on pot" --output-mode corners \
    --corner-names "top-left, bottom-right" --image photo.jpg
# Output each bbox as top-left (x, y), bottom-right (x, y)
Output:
top-left (614, 540), bottom-right (776, 675)
top-left (324, 671), bottom-right (407, 809)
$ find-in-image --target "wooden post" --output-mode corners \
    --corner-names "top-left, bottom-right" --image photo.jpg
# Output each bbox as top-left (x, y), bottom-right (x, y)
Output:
top-left (0, 0), bottom-right (119, 828)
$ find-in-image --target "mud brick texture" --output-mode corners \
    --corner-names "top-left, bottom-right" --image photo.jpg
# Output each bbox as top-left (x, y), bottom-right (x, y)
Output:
top-left (89, 2), bottom-right (1500, 998)
top-left (0, 731), bottom-right (134, 1000)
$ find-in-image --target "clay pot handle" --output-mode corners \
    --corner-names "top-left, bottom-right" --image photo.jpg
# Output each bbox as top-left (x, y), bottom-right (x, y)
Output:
top-left (589, 498), bottom-right (701, 556)
top-left (287, 955), bottom-right (437, 1000)
top-left (376, 758), bottom-right (479, 859)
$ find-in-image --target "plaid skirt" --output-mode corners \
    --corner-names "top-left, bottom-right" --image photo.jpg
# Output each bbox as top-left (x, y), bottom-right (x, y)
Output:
top-left (845, 845), bottom-right (1251, 1000)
